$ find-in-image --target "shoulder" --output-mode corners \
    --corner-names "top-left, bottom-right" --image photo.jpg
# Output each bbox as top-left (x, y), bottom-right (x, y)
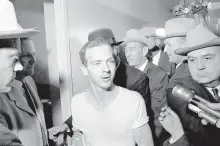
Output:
top-left (121, 63), bottom-right (146, 78)
top-left (149, 63), bottom-right (167, 80)
top-left (119, 87), bottom-right (145, 103)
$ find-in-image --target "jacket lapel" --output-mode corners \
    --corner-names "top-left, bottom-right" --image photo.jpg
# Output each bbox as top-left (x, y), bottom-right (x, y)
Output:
top-left (143, 61), bottom-right (151, 75)
top-left (7, 82), bottom-right (36, 116)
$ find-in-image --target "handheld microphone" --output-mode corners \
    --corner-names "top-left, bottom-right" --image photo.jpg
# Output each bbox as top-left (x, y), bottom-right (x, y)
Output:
top-left (188, 104), bottom-right (220, 128)
top-left (172, 85), bottom-right (220, 128)
top-left (172, 85), bottom-right (220, 119)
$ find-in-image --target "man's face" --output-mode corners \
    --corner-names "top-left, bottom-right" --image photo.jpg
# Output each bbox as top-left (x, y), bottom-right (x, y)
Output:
top-left (164, 37), bottom-right (184, 64)
top-left (0, 48), bottom-right (21, 92)
top-left (19, 40), bottom-right (36, 76)
top-left (188, 46), bottom-right (220, 86)
top-left (124, 42), bottom-right (145, 68)
top-left (84, 44), bottom-right (116, 90)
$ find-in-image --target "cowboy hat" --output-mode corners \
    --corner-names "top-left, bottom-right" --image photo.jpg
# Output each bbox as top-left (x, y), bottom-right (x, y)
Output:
top-left (0, 0), bottom-right (39, 39)
top-left (88, 28), bottom-right (123, 46)
top-left (139, 27), bottom-right (158, 37)
top-left (122, 29), bottom-right (155, 49)
top-left (160, 18), bottom-right (196, 39)
top-left (175, 25), bottom-right (220, 56)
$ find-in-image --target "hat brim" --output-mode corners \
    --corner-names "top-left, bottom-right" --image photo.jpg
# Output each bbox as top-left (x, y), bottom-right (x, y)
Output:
top-left (158, 32), bottom-right (186, 39)
top-left (175, 38), bottom-right (220, 56)
top-left (112, 41), bottom-right (123, 46)
top-left (122, 37), bottom-right (155, 49)
top-left (0, 28), bottom-right (39, 39)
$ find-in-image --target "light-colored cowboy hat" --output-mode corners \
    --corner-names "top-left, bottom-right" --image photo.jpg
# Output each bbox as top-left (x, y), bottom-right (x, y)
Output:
top-left (160, 18), bottom-right (196, 39)
top-left (175, 25), bottom-right (220, 56)
top-left (88, 28), bottom-right (123, 46)
top-left (0, 0), bottom-right (39, 39)
top-left (122, 29), bottom-right (155, 49)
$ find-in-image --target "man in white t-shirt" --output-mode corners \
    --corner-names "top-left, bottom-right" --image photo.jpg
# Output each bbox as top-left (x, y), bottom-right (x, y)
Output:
top-left (71, 38), bottom-right (154, 146)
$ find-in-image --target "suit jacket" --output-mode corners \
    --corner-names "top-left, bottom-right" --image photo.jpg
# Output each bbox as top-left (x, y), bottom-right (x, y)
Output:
top-left (163, 135), bottom-right (189, 146)
top-left (158, 51), bottom-right (176, 77)
top-left (65, 62), bottom-right (151, 131)
top-left (167, 63), bottom-right (220, 146)
top-left (0, 76), bottom-right (48, 146)
top-left (143, 61), bottom-right (168, 137)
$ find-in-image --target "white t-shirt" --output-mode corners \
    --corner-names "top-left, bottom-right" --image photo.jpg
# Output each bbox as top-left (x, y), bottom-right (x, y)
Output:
top-left (71, 86), bottom-right (149, 146)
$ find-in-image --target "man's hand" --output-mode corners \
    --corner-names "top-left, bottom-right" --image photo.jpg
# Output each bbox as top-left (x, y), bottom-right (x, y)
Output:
top-left (159, 106), bottom-right (184, 142)
top-left (48, 123), bottom-right (69, 142)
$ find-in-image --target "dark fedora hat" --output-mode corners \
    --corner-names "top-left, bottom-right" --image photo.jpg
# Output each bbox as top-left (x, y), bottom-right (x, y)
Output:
top-left (88, 28), bottom-right (123, 46)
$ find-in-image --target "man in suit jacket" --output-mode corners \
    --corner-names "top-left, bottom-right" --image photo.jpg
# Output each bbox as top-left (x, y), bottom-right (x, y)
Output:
top-left (0, 77), bottom-right (48, 146)
top-left (48, 28), bottom-right (150, 143)
top-left (122, 29), bottom-right (168, 144)
top-left (167, 26), bottom-right (220, 146)
top-left (162, 18), bottom-right (196, 79)
top-left (0, 37), bottom-right (49, 145)
top-left (140, 27), bottom-right (176, 77)
top-left (0, 1), bottom-right (48, 145)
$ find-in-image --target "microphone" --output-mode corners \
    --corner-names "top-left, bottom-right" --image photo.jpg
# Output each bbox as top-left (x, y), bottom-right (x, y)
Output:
top-left (188, 104), bottom-right (220, 128)
top-left (172, 85), bottom-right (220, 128)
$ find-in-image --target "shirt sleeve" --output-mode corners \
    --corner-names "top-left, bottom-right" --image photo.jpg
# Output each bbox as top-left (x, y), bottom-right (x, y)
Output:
top-left (132, 93), bottom-right (149, 129)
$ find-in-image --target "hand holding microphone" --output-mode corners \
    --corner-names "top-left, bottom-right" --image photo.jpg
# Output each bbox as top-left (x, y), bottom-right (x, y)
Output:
top-left (172, 85), bottom-right (220, 128)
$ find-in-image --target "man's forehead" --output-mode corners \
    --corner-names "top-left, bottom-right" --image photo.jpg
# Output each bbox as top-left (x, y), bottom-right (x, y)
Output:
top-left (125, 42), bottom-right (143, 48)
top-left (187, 46), bottom-right (220, 57)
top-left (21, 39), bottom-right (35, 53)
top-left (86, 45), bottom-right (113, 61)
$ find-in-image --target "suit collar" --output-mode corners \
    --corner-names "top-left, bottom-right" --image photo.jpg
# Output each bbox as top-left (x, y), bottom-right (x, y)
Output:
top-left (143, 61), bottom-right (153, 74)
top-left (7, 80), bottom-right (36, 116)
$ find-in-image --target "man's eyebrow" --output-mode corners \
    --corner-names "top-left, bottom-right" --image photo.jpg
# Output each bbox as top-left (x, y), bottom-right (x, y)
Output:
top-left (202, 54), bottom-right (215, 57)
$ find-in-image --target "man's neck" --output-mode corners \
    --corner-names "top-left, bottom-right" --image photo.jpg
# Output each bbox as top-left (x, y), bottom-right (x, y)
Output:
top-left (135, 58), bottom-right (147, 69)
top-left (203, 80), bottom-right (220, 88)
top-left (88, 82), bottom-right (118, 108)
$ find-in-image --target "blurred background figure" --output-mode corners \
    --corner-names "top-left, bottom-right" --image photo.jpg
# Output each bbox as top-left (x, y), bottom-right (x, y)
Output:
top-left (140, 27), bottom-right (175, 77)
top-left (16, 38), bottom-right (36, 80)
top-left (0, 39), bottom-right (23, 93)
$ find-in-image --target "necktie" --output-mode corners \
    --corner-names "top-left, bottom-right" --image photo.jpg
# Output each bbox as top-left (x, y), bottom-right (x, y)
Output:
top-left (212, 88), bottom-right (220, 102)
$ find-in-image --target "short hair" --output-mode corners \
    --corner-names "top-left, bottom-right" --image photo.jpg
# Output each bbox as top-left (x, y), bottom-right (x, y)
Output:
top-left (0, 39), bottom-right (16, 49)
top-left (79, 37), bottom-right (120, 66)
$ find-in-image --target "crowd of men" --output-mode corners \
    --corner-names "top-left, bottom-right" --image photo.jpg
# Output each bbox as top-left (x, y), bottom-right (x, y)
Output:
top-left (1, 0), bottom-right (220, 146)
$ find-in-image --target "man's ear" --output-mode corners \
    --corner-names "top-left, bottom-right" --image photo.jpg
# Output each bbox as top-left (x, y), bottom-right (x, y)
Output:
top-left (155, 38), bottom-right (161, 46)
top-left (142, 46), bottom-right (149, 56)
top-left (80, 65), bottom-right (88, 76)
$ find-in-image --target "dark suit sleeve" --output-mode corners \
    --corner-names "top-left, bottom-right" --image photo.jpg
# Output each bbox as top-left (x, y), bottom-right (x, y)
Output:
top-left (163, 135), bottom-right (190, 146)
top-left (151, 72), bottom-right (168, 137)
top-left (129, 74), bottom-right (150, 103)
top-left (0, 114), bottom-right (23, 146)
